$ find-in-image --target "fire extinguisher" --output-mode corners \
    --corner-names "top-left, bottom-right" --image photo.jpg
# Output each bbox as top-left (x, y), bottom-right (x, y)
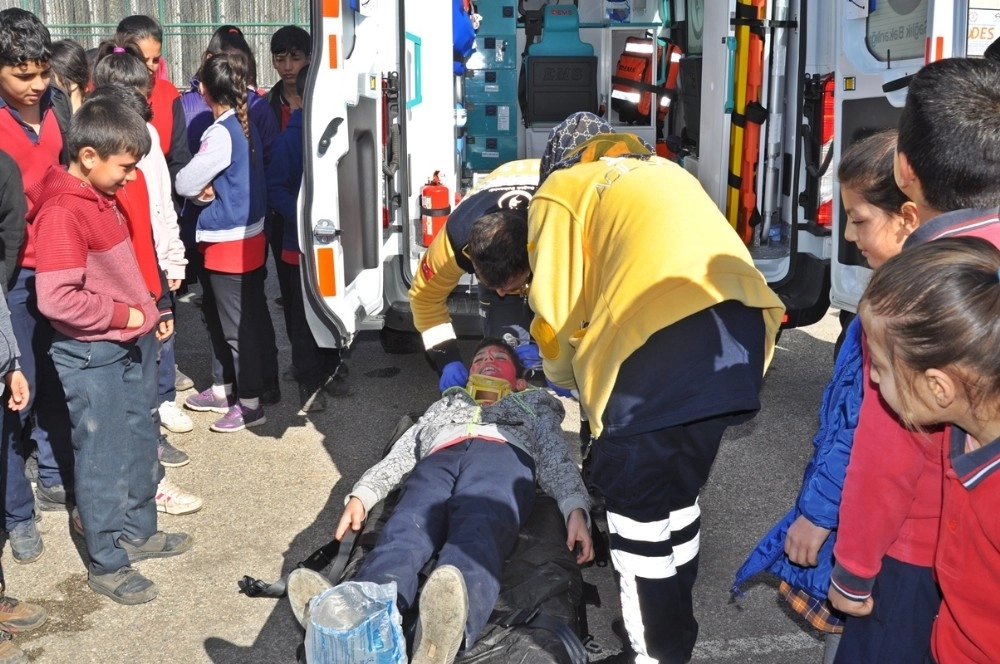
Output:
top-left (420, 171), bottom-right (451, 247)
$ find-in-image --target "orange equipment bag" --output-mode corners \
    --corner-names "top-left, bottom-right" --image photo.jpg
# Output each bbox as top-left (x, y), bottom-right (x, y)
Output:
top-left (610, 36), bottom-right (682, 124)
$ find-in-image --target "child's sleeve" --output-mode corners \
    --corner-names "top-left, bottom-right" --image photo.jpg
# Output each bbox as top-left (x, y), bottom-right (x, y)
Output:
top-left (347, 404), bottom-right (444, 514)
top-left (530, 394), bottom-right (591, 525)
top-left (264, 133), bottom-right (302, 229)
top-left (0, 157), bottom-right (26, 295)
top-left (165, 98), bottom-right (193, 185)
top-left (830, 370), bottom-right (931, 601)
top-left (174, 123), bottom-right (232, 199)
top-left (34, 207), bottom-right (130, 331)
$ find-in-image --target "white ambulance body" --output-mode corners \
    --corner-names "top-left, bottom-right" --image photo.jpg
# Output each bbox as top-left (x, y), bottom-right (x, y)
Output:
top-left (299, 0), bottom-right (989, 349)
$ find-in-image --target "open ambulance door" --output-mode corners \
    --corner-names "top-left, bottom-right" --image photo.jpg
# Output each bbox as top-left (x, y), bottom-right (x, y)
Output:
top-left (688, 0), bottom-right (832, 329)
top-left (829, 0), bottom-right (978, 316)
top-left (301, 0), bottom-right (458, 349)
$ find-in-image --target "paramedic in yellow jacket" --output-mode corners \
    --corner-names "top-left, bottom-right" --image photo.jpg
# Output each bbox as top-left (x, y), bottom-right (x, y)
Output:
top-left (528, 112), bottom-right (785, 664)
top-left (409, 159), bottom-right (542, 391)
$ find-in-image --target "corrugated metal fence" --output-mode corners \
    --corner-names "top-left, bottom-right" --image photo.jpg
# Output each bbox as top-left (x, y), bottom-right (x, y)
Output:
top-left (15, 0), bottom-right (310, 91)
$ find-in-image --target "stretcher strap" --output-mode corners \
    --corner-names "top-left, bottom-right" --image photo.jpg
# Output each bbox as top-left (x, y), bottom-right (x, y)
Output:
top-left (238, 530), bottom-right (360, 598)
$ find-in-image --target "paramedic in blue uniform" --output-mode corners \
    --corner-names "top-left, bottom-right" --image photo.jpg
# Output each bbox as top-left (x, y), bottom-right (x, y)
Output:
top-left (408, 159), bottom-right (541, 391)
top-left (523, 113), bottom-right (784, 664)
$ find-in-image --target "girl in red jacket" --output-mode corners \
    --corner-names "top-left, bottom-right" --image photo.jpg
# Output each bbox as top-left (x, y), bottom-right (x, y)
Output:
top-left (858, 236), bottom-right (1000, 664)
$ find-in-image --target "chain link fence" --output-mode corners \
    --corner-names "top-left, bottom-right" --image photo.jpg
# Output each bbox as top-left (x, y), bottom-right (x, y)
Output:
top-left (16, 0), bottom-right (310, 91)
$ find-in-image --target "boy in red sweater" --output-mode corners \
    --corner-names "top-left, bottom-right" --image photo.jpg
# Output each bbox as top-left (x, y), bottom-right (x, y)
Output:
top-left (30, 96), bottom-right (192, 605)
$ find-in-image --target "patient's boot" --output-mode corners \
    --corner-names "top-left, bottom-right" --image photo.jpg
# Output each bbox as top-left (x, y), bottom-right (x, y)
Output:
top-left (412, 565), bottom-right (468, 664)
top-left (287, 568), bottom-right (334, 628)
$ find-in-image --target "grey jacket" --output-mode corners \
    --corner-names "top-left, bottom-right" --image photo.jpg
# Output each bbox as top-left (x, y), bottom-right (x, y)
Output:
top-left (349, 387), bottom-right (590, 525)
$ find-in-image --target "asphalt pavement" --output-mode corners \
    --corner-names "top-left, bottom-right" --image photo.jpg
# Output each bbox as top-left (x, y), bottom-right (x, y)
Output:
top-left (5, 272), bottom-right (843, 664)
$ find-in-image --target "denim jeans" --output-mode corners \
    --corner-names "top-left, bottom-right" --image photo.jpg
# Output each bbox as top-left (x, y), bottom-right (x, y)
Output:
top-left (2, 268), bottom-right (73, 529)
top-left (50, 335), bottom-right (159, 575)
top-left (355, 440), bottom-right (536, 645)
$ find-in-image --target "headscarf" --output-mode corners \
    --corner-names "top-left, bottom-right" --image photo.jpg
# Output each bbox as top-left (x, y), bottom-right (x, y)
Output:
top-left (537, 111), bottom-right (655, 185)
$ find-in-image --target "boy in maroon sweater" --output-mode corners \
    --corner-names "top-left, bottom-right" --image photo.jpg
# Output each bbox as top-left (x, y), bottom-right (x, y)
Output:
top-left (30, 97), bottom-right (192, 605)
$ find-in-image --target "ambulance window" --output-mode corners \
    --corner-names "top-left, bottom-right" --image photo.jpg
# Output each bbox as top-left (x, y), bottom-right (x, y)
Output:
top-left (865, 0), bottom-right (928, 63)
top-left (685, 0), bottom-right (703, 56)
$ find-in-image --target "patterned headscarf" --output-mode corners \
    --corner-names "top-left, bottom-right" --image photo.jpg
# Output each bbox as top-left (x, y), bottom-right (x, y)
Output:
top-left (538, 111), bottom-right (655, 185)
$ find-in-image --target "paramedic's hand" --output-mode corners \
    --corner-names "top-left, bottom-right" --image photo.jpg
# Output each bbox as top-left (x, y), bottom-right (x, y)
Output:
top-left (784, 515), bottom-right (831, 567)
top-left (156, 319), bottom-right (174, 342)
top-left (335, 497), bottom-right (366, 540)
top-left (828, 584), bottom-right (874, 617)
top-left (514, 342), bottom-right (542, 372)
top-left (5, 370), bottom-right (28, 411)
top-left (439, 361), bottom-right (469, 392)
top-left (126, 307), bottom-right (145, 328)
top-left (546, 378), bottom-right (574, 399)
top-left (566, 508), bottom-right (594, 565)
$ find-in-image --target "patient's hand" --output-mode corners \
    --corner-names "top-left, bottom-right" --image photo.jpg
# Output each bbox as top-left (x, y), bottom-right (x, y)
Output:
top-left (566, 508), bottom-right (594, 565)
top-left (336, 496), bottom-right (366, 540)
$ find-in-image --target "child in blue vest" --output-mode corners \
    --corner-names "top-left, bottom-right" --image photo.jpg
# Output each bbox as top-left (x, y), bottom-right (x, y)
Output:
top-left (175, 51), bottom-right (273, 433)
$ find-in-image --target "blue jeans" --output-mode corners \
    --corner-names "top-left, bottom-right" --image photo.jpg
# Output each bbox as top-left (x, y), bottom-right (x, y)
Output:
top-left (355, 439), bottom-right (536, 645)
top-left (50, 335), bottom-right (159, 575)
top-left (2, 268), bottom-right (73, 528)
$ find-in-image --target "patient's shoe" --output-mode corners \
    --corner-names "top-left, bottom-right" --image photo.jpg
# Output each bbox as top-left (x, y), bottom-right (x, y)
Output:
top-left (411, 565), bottom-right (468, 664)
top-left (287, 568), bottom-right (333, 628)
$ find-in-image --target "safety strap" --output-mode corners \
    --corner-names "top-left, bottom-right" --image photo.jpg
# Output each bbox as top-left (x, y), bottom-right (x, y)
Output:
top-left (238, 530), bottom-right (359, 598)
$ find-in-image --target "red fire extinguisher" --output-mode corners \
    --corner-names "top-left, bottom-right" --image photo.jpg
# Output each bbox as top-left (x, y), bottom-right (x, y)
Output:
top-left (420, 171), bottom-right (451, 247)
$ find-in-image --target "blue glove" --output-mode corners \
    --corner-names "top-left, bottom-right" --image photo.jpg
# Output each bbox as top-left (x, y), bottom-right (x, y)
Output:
top-left (439, 361), bottom-right (469, 392)
top-left (546, 378), bottom-right (575, 399)
top-left (514, 342), bottom-right (543, 372)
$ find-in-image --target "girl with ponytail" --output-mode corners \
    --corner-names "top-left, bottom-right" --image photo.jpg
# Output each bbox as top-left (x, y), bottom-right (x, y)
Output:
top-left (174, 51), bottom-right (275, 433)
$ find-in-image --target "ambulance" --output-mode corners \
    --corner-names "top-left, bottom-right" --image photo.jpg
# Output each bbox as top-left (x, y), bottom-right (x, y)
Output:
top-left (297, 0), bottom-right (995, 350)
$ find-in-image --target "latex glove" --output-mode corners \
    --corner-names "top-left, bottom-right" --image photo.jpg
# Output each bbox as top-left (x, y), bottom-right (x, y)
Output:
top-left (514, 342), bottom-right (543, 372)
top-left (546, 378), bottom-right (575, 399)
top-left (439, 361), bottom-right (469, 392)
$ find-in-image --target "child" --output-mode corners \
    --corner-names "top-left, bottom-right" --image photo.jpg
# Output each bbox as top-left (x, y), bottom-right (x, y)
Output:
top-left (49, 40), bottom-right (88, 114)
top-left (83, 84), bottom-right (201, 517)
top-left (30, 96), bottom-right (192, 605)
top-left (178, 26), bottom-right (280, 403)
top-left (0, 7), bottom-right (73, 559)
top-left (91, 44), bottom-right (194, 439)
top-left (263, 25), bottom-right (311, 316)
top-left (266, 25), bottom-right (311, 131)
top-left (829, 57), bottom-right (1000, 663)
top-left (175, 52), bottom-right (272, 433)
top-left (0, 157), bottom-right (43, 657)
top-left (857, 236), bottom-right (1000, 663)
top-left (733, 129), bottom-right (920, 663)
top-left (288, 339), bottom-right (593, 664)
top-left (114, 15), bottom-right (191, 182)
top-left (265, 65), bottom-right (345, 413)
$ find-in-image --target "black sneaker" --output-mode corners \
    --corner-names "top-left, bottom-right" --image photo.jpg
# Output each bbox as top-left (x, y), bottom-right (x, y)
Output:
top-left (260, 384), bottom-right (282, 406)
top-left (88, 566), bottom-right (157, 605)
top-left (118, 531), bottom-right (193, 563)
top-left (157, 437), bottom-right (190, 468)
top-left (298, 383), bottom-right (327, 413)
top-left (6, 519), bottom-right (43, 564)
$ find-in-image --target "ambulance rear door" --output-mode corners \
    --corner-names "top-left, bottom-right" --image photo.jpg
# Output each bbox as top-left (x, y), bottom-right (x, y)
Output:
top-left (829, 0), bottom-right (977, 315)
top-left (300, 0), bottom-right (458, 348)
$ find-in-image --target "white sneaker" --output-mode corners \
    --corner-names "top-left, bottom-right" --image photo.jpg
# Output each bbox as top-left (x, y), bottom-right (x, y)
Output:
top-left (159, 401), bottom-right (194, 433)
top-left (155, 479), bottom-right (203, 515)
